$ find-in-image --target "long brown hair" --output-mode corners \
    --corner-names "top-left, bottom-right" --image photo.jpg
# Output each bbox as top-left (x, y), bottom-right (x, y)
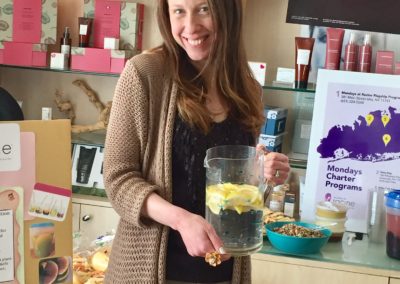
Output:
top-left (157, 0), bottom-right (264, 136)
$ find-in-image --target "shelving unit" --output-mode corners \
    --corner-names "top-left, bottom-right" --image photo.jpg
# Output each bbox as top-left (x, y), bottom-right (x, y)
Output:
top-left (0, 63), bottom-right (120, 77)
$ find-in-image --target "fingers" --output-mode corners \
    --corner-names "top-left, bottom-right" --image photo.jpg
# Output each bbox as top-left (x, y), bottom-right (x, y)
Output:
top-left (263, 152), bottom-right (291, 184)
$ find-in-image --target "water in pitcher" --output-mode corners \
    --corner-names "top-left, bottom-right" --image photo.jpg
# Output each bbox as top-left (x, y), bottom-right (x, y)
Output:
top-left (206, 183), bottom-right (264, 255)
top-left (204, 145), bottom-right (265, 256)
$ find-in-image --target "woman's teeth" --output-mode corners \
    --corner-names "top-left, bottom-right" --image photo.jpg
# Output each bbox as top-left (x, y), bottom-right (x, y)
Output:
top-left (187, 38), bottom-right (204, 46)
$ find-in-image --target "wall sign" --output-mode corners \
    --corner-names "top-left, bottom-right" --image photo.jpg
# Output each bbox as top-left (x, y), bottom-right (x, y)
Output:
top-left (0, 124), bottom-right (21, 172)
top-left (304, 70), bottom-right (400, 233)
top-left (287, 0), bottom-right (400, 35)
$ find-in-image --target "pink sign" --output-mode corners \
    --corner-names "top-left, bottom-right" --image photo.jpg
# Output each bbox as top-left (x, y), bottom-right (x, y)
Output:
top-left (0, 132), bottom-right (36, 220)
top-left (13, 0), bottom-right (42, 43)
top-left (93, 0), bottom-right (121, 48)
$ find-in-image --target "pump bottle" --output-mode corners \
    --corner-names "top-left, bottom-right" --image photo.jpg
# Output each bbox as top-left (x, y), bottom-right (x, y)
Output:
top-left (343, 33), bottom-right (358, 71)
top-left (60, 27), bottom-right (71, 61)
top-left (357, 34), bottom-right (372, 73)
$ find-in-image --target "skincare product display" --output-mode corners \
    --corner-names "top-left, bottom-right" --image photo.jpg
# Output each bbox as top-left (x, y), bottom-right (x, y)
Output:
top-left (325, 28), bottom-right (345, 70)
top-left (358, 34), bottom-right (372, 73)
top-left (343, 33), bottom-right (358, 71)
top-left (60, 27), bottom-right (71, 61)
top-left (294, 37), bottom-right (315, 89)
top-left (78, 17), bottom-right (93, 47)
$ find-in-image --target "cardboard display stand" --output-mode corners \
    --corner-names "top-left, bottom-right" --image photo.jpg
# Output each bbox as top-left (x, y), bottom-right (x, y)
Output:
top-left (0, 120), bottom-right (72, 284)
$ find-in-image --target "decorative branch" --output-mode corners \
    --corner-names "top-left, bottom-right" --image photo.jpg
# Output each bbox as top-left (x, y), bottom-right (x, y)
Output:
top-left (53, 80), bottom-right (112, 133)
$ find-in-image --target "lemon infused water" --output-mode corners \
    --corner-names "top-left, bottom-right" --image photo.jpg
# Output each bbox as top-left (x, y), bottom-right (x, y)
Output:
top-left (206, 183), bottom-right (264, 255)
top-left (204, 145), bottom-right (265, 256)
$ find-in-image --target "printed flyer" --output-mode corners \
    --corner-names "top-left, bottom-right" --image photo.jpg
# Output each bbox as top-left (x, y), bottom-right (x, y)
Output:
top-left (305, 70), bottom-right (400, 233)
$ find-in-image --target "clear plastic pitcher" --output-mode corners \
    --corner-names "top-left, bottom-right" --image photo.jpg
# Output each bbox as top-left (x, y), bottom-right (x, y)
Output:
top-left (204, 145), bottom-right (265, 256)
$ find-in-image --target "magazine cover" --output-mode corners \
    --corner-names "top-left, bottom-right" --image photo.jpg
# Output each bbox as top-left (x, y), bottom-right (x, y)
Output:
top-left (304, 70), bottom-right (400, 233)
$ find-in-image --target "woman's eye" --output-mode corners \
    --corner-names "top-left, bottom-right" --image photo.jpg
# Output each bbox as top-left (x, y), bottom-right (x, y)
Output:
top-left (173, 8), bottom-right (184, 15)
top-left (199, 6), bottom-right (209, 14)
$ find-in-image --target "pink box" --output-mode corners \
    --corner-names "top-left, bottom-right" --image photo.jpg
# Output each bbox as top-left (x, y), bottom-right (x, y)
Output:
top-left (71, 47), bottom-right (111, 73)
top-left (71, 47), bottom-right (135, 73)
top-left (0, 49), bottom-right (3, 64)
top-left (110, 50), bottom-right (136, 73)
top-left (375, 51), bottom-right (394, 74)
top-left (395, 62), bottom-right (400, 75)
top-left (2, 41), bottom-right (48, 67)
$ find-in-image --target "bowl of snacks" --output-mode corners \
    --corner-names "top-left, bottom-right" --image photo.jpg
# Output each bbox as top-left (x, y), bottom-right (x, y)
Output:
top-left (265, 221), bottom-right (332, 254)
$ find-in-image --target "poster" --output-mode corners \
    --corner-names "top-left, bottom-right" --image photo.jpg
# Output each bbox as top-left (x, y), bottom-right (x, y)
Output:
top-left (305, 70), bottom-right (400, 233)
top-left (286, 0), bottom-right (400, 35)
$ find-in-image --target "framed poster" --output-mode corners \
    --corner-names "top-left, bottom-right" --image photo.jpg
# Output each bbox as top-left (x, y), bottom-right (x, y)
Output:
top-left (304, 70), bottom-right (400, 233)
top-left (287, 0), bottom-right (400, 35)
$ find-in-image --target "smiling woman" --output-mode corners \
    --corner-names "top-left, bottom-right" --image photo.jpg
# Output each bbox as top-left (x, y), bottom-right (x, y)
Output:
top-left (103, 0), bottom-right (290, 283)
top-left (0, 87), bottom-right (24, 121)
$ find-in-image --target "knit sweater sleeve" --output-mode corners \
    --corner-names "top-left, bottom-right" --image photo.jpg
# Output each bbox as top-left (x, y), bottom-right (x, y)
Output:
top-left (103, 58), bottom-right (161, 228)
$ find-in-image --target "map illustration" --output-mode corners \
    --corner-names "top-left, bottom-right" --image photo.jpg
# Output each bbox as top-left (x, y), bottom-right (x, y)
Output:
top-left (317, 106), bottom-right (400, 162)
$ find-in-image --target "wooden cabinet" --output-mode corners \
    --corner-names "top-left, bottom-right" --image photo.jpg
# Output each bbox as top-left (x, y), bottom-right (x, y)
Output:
top-left (72, 194), bottom-right (119, 242)
top-left (251, 253), bottom-right (400, 284)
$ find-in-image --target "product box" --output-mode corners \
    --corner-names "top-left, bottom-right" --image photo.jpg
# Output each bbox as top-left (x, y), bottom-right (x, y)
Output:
top-left (71, 144), bottom-right (105, 190)
top-left (71, 46), bottom-right (135, 73)
top-left (375, 50), bottom-right (394, 74)
top-left (258, 133), bottom-right (285, 153)
top-left (292, 118), bottom-right (312, 154)
top-left (50, 52), bottom-right (68, 69)
top-left (261, 106), bottom-right (288, 135)
top-left (248, 61), bottom-right (267, 86)
top-left (83, 0), bottom-right (145, 51)
top-left (0, 0), bottom-right (58, 45)
top-left (1, 41), bottom-right (48, 67)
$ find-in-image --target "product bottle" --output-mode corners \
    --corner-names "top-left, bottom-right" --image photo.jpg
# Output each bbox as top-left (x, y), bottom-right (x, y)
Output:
top-left (357, 34), bottom-right (372, 73)
top-left (60, 27), bottom-right (71, 61)
top-left (343, 33), bottom-right (358, 71)
top-left (269, 185), bottom-right (286, 212)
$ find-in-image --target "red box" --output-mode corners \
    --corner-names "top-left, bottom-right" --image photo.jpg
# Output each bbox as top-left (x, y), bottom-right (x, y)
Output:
top-left (71, 47), bottom-right (136, 73)
top-left (2, 41), bottom-right (48, 67)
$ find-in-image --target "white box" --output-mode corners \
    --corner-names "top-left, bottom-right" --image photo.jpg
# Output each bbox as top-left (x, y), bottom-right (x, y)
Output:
top-left (104, 37), bottom-right (120, 50)
top-left (41, 107), bottom-right (52, 120)
top-left (276, 67), bottom-right (295, 83)
top-left (248, 61), bottom-right (267, 86)
top-left (50, 52), bottom-right (68, 69)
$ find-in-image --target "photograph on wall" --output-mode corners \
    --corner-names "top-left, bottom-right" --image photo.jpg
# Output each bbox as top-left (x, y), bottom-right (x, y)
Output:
top-left (304, 70), bottom-right (400, 233)
top-left (287, 0), bottom-right (400, 35)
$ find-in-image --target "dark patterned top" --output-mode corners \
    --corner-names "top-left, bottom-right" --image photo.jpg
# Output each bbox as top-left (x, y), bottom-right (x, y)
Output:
top-left (166, 114), bottom-right (254, 283)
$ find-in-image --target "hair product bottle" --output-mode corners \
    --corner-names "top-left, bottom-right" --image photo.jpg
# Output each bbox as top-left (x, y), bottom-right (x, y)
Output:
top-left (343, 33), bottom-right (358, 71)
top-left (357, 34), bottom-right (372, 73)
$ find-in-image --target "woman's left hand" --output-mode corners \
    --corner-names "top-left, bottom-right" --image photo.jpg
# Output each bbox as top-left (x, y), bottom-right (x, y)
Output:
top-left (257, 144), bottom-right (290, 185)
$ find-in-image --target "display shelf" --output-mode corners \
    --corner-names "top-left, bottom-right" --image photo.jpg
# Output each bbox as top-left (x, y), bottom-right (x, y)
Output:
top-left (287, 152), bottom-right (308, 169)
top-left (258, 232), bottom-right (400, 275)
top-left (263, 82), bottom-right (316, 93)
top-left (0, 64), bottom-right (120, 77)
top-left (72, 130), bottom-right (107, 147)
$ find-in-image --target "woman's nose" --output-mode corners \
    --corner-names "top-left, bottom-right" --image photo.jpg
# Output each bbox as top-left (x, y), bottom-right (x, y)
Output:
top-left (184, 14), bottom-right (199, 34)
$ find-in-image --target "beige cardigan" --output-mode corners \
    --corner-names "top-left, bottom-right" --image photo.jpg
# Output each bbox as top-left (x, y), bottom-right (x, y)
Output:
top-left (103, 52), bottom-right (251, 283)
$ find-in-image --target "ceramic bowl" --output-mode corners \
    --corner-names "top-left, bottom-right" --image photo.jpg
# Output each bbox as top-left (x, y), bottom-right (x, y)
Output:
top-left (265, 221), bottom-right (332, 254)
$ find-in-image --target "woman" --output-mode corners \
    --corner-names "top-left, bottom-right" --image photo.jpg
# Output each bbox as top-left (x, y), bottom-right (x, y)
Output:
top-left (103, 0), bottom-right (290, 283)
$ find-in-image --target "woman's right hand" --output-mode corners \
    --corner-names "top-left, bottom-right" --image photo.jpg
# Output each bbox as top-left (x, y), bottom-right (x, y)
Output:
top-left (176, 211), bottom-right (230, 261)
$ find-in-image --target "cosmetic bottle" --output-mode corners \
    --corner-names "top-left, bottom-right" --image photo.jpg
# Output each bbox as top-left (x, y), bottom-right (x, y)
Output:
top-left (358, 34), bottom-right (372, 73)
top-left (78, 17), bottom-right (93, 47)
top-left (343, 33), bottom-right (358, 71)
top-left (60, 27), bottom-right (71, 63)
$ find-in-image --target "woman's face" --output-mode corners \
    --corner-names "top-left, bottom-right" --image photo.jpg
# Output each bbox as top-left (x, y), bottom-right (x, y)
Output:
top-left (168, 0), bottom-right (215, 68)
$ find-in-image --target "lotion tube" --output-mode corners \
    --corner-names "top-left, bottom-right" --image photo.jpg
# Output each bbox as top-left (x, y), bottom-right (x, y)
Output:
top-left (325, 28), bottom-right (345, 70)
top-left (295, 37), bottom-right (315, 89)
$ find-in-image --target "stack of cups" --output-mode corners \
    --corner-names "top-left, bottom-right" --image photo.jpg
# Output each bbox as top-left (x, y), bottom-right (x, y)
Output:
top-left (385, 190), bottom-right (400, 259)
top-left (315, 201), bottom-right (348, 242)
